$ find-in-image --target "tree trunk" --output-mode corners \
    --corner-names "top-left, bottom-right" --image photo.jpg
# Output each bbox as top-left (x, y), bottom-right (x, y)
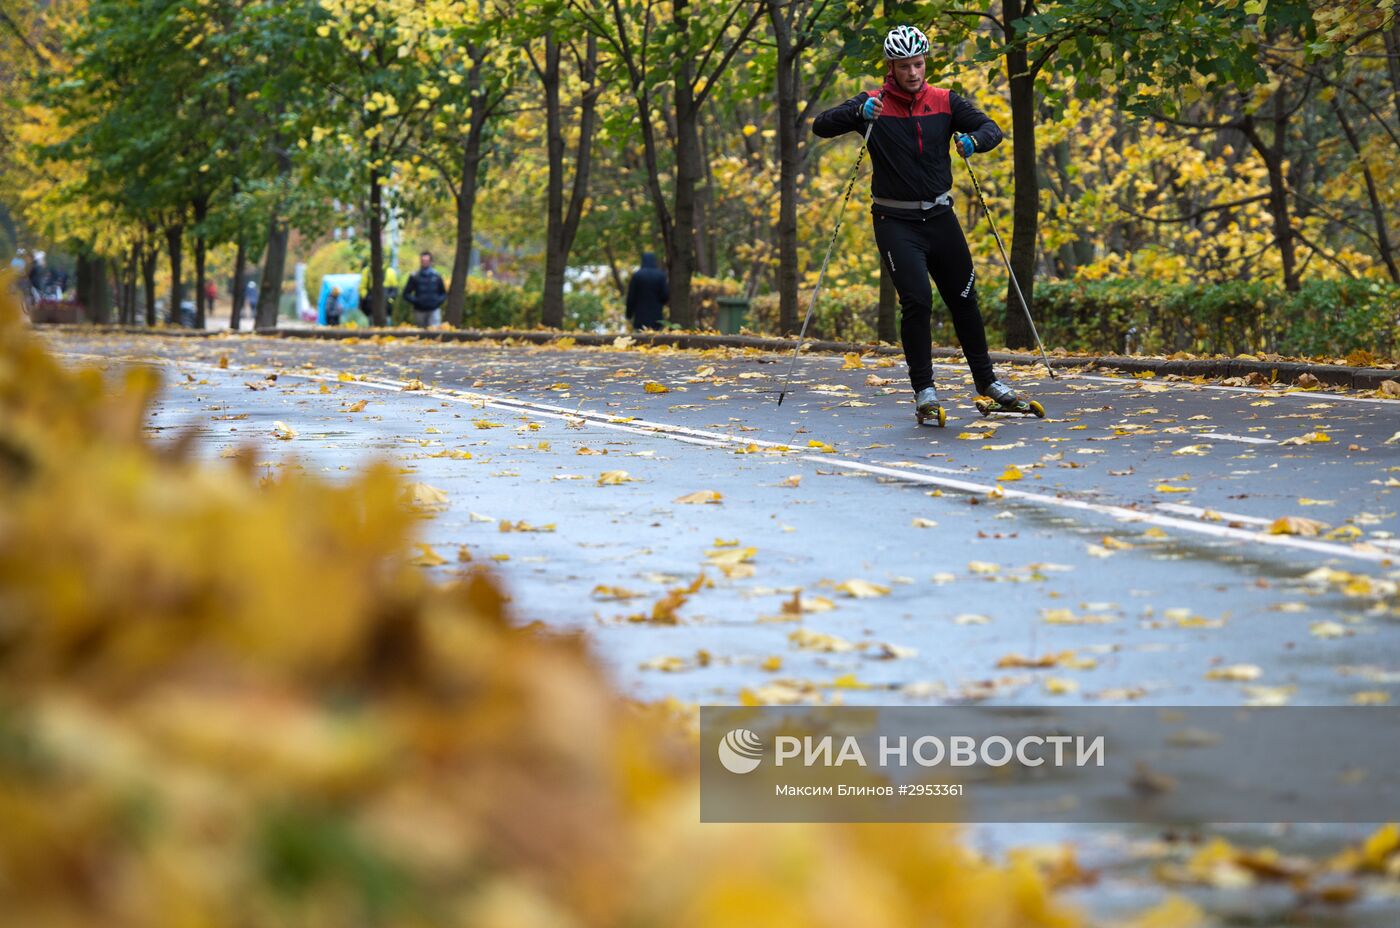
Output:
top-left (123, 243), bottom-right (139, 324)
top-left (230, 237), bottom-right (248, 330)
top-left (540, 36), bottom-right (567, 329)
top-left (668, 1), bottom-right (702, 328)
top-left (367, 139), bottom-right (387, 327)
top-left (166, 222), bottom-right (184, 326)
top-left (256, 218), bottom-right (288, 329)
top-left (540, 34), bottom-right (600, 330)
top-left (192, 197), bottom-right (208, 329)
top-left (1002, 0), bottom-right (1038, 350)
top-left (1241, 111), bottom-right (1300, 291)
top-left (141, 236), bottom-right (158, 327)
top-left (76, 253), bottom-right (110, 323)
top-left (769, 0), bottom-right (801, 335)
top-left (445, 60), bottom-right (489, 328)
top-left (254, 146), bottom-right (292, 329)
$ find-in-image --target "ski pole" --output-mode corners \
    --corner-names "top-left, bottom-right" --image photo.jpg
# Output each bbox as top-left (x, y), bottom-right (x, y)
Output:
top-left (959, 152), bottom-right (1056, 379)
top-left (776, 111), bottom-right (877, 407)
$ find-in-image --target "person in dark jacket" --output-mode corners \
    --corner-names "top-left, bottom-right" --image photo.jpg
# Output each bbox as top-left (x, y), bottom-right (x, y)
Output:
top-left (813, 25), bottom-right (1031, 426)
top-left (401, 251), bottom-right (447, 327)
top-left (625, 252), bottom-right (668, 331)
top-left (326, 286), bottom-right (344, 326)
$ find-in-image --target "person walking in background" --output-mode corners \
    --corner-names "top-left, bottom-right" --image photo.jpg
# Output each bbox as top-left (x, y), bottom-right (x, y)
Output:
top-left (28, 250), bottom-right (58, 301)
top-left (204, 278), bottom-right (218, 316)
top-left (326, 286), bottom-right (344, 326)
top-left (360, 261), bottom-right (399, 313)
top-left (624, 252), bottom-right (668, 331)
top-left (401, 251), bottom-right (446, 328)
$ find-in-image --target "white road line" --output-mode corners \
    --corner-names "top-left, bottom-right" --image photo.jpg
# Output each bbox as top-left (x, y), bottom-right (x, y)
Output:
top-left (872, 460), bottom-right (980, 476)
top-left (1155, 503), bottom-right (1273, 526)
top-left (1194, 433), bottom-right (1277, 445)
top-left (58, 350), bottom-right (1396, 565)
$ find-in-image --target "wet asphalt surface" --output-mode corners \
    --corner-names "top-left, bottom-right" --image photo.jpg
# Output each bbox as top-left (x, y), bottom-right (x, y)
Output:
top-left (46, 330), bottom-right (1400, 925)
top-left (47, 330), bottom-right (1400, 710)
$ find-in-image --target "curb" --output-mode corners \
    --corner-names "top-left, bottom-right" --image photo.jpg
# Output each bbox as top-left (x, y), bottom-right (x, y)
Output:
top-left (45, 323), bottom-right (1400, 391)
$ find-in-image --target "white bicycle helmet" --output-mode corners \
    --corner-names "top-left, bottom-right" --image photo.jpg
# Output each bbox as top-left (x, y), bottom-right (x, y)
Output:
top-left (883, 25), bottom-right (929, 60)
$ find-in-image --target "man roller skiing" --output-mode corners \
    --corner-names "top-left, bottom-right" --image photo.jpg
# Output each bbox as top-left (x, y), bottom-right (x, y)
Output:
top-left (813, 24), bottom-right (1042, 426)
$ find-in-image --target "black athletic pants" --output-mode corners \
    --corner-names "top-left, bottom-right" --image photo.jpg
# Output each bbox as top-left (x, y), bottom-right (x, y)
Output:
top-left (873, 207), bottom-right (996, 395)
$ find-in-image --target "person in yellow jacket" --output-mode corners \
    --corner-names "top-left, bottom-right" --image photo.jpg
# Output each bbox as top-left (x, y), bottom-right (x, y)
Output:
top-left (359, 263), bottom-right (400, 315)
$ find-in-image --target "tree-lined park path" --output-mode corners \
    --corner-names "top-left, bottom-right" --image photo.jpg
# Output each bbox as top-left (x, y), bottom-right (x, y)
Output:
top-left (48, 329), bottom-right (1400, 713)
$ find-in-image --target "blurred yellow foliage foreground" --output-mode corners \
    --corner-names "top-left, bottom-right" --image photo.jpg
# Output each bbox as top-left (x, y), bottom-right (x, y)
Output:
top-left (0, 286), bottom-right (1081, 927)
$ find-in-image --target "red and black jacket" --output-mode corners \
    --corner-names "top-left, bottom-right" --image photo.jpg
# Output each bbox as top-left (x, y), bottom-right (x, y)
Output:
top-left (813, 75), bottom-right (1002, 218)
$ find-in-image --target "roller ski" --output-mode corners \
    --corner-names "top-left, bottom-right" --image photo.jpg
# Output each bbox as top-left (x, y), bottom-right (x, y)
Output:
top-left (914, 386), bottom-right (947, 427)
top-left (974, 380), bottom-right (1045, 418)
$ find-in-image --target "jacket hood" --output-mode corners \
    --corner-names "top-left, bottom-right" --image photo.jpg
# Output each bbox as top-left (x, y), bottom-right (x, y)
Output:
top-left (640, 252), bottom-right (658, 269)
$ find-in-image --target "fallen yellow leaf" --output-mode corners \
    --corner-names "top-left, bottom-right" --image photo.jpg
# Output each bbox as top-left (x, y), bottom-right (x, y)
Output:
top-left (1205, 664), bottom-right (1262, 682)
top-left (403, 483), bottom-right (449, 507)
top-left (674, 490), bottom-right (723, 504)
top-left (705, 546), bottom-right (756, 567)
top-left (408, 543), bottom-right (447, 567)
top-left (1279, 430), bottom-right (1331, 446)
top-left (597, 470), bottom-right (635, 486)
top-left (789, 628), bottom-right (856, 652)
top-left (271, 421), bottom-right (297, 441)
top-left (592, 585), bottom-right (643, 600)
top-left (998, 465), bottom-right (1024, 482)
top-left (1267, 516), bottom-right (1327, 536)
top-left (643, 382), bottom-right (670, 394)
top-left (835, 579), bottom-right (890, 598)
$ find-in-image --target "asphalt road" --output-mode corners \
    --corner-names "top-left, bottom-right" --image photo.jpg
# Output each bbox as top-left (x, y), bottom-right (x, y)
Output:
top-left (47, 330), bottom-right (1400, 712)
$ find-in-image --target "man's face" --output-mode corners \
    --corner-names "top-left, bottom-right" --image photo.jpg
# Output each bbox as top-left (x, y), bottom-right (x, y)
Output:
top-left (890, 56), bottom-right (925, 93)
top-left (420, 254), bottom-right (431, 270)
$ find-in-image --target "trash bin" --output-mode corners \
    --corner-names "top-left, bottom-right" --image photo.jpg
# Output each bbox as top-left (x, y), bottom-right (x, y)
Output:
top-left (716, 296), bottom-right (749, 335)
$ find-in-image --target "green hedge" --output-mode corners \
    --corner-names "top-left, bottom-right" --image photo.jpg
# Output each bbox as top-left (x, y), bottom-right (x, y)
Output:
top-left (1032, 278), bottom-right (1400, 361)
top-left (422, 274), bottom-right (1398, 362)
top-left (750, 284), bottom-right (881, 343)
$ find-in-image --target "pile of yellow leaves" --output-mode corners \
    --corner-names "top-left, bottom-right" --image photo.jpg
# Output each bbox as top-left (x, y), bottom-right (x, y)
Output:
top-left (0, 288), bottom-right (1080, 926)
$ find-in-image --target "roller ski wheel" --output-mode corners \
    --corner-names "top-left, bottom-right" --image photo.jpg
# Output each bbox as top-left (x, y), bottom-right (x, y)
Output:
top-left (916, 404), bottom-right (947, 427)
top-left (975, 380), bottom-right (1045, 418)
top-left (914, 387), bottom-right (946, 428)
top-left (974, 397), bottom-right (1045, 418)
